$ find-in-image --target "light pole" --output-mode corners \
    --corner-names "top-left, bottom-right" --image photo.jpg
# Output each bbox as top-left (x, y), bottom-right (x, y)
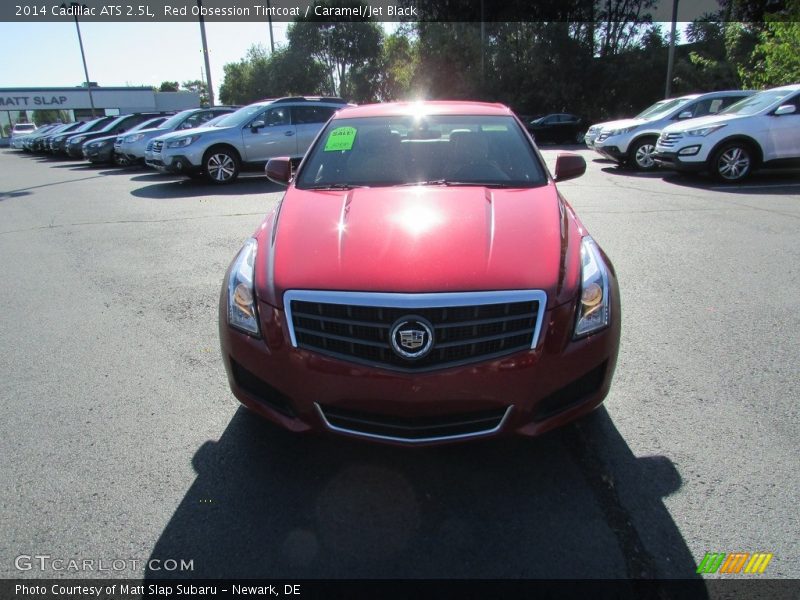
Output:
top-left (267, 0), bottom-right (275, 53)
top-left (197, 0), bottom-right (215, 106)
top-left (65, 2), bottom-right (96, 117)
top-left (665, 0), bottom-right (679, 98)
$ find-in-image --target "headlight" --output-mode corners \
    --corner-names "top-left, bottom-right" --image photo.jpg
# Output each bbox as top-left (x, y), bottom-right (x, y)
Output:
top-left (166, 136), bottom-right (198, 148)
top-left (71, 135), bottom-right (87, 144)
top-left (607, 126), bottom-right (638, 136)
top-left (684, 124), bottom-right (726, 137)
top-left (126, 133), bottom-right (145, 143)
top-left (227, 238), bottom-right (260, 336)
top-left (574, 237), bottom-right (610, 338)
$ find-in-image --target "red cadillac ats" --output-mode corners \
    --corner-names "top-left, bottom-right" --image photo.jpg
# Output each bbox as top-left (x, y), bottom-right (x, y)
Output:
top-left (219, 101), bottom-right (621, 445)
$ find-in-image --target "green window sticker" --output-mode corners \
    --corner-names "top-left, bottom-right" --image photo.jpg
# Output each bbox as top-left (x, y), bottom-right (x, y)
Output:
top-left (324, 126), bottom-right (357, 152)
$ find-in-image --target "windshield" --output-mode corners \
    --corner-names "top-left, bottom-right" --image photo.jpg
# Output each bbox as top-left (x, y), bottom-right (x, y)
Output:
top-left (97, 115), bottom-right (129, 132)
top-left (639, 97), bottom-right (693, 121)
top-left (159, 109), bottom-right (197, 130)
top-left (296, 115), bottom-right (547, 189)
top-left (72, 118), bottom-right (104, 133)
top-left (130, 117), bottom-right (166, 132)
top-left (211, 104), bottom-right (266, 128)
top-left (721, 89), bottom-right (794, 116)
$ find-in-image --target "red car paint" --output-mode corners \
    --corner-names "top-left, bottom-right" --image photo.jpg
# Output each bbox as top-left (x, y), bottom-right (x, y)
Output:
top-left (219, 101), bottom-right (621, 445)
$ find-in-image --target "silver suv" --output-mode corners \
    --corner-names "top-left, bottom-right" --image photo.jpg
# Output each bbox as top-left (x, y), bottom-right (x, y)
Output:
top-left (588, 90), bottom-right (754, 170)
top-left (116, 107), bottom-right (235, 165)
top-left (145, 97), bottom-right (348, 184)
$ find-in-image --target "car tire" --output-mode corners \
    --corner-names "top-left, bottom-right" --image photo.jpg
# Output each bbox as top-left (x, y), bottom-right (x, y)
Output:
top-left (710, 141), bottom-right (754, 183)
top-left (203, 147), bottom-right (240, 184)
top-left (628, 136), bottom-right (658, 171)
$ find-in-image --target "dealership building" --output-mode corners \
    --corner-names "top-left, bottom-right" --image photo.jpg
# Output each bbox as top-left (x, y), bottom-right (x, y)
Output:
top-left (0, 86), bottom-right (200, 143)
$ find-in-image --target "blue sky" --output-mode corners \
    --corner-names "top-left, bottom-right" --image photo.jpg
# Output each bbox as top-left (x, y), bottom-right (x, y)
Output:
top-left (0, 21), bottom-right (689, 96)
top-left (0, 21), bottom-right (292, 93)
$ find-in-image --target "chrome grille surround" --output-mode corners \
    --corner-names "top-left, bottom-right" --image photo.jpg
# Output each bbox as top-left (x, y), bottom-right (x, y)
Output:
top-left (284, 290), bottom-right (547, 373)
top-left (315, 403), bottom-right (514, 444)
top-left (658, 132), bottom-right (683, 148)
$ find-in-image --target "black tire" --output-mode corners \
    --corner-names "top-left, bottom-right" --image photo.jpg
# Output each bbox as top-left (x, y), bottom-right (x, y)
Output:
top-left (710, 141), bottom-right (754, 183)
top-left (628, 136), bottom-right (659, 171)
top-left (203, 147), bottom-right (240, 184)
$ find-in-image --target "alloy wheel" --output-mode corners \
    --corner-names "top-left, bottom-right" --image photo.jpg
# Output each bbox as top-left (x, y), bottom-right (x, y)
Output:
top-left (207, 153), bottom-right (236, 182)
top-left (717, 147), bottom-right (751, 181)
top-left (634, 142), bottom-right (656, 169)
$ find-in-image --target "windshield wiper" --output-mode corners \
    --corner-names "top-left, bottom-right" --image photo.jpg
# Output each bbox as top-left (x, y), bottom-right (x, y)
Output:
top-left (398, 179), bottom-right (523, 188)
top-left (301, 183), bottom-right (369, 190)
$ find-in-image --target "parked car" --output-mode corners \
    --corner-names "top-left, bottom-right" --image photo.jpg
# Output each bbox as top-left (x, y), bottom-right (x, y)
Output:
top-left (64, 112), bottom-right (169, 159)
top-left (11, 122), bottom-right (37, 138)
top-left (20, 124), bottom-right (56, 151)
top-left (50, 117), bottom-right (115, 155)
top-left (32, 122), bottom-right (83, 153)
top-left (116, 106), bottom-right (237, 165)
top-left (218, 100), bottom-right (621, 445)
top-left (84, 116), bottom-right (169, 165)
top-left (654, 84), bottom-right (800, 182)
top-left (525, 113), bottom-right (585, 144)
top-left (588, 90), bottom-right (755, 170)
top-left (147, 96), bottom-right (348, 184)
top-left (11, 123), bottom-right (51, 149)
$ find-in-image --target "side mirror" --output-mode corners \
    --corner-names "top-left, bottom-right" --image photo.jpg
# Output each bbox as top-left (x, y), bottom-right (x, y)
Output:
top-left (774, 104), bottom-right (797, 116)
top-left (250, 120), bottom-right (266, 131)
top-left (265, 157), bottom-right (292, 185)
top-left (677, 111), bottom-right (693, 120)
top-left (554, 153), bottom-right (586, 182)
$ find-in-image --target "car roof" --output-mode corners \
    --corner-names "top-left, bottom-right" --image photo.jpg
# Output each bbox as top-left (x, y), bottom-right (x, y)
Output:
top-left (335, 101), bottom-right (513, 119)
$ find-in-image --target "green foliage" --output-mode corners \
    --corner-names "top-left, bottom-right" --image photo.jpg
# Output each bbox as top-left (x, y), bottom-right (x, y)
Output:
top-left (32, 110), bottom-right (61, 126)
top-left (159, 81), bottom-right (180, 92)
top-left (181, 80), bottom-right (208, 105)
top-left (741, 0), bottom-right (800, 88)
top-left (218, 45), bottom-right (329, 105)
top-left (287, 4), bottom-right (383, 98)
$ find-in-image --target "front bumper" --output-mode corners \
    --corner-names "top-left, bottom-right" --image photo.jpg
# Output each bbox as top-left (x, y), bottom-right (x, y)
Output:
top-left (66, 143), bottom-right (85, 158)
top-left (593, 142), bottom-right (626, 162)
top-left (219, 284), bottom-right (621, 446)
top-left (653, 150), bottom-right (706, 172)
top-left (148, 152), bottom-right (201, 175)
top-left (84, 144), bottom-right (115, 163)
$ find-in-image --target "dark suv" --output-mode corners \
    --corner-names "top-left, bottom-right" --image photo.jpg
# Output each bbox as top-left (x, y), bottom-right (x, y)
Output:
top-left (64, 113), bottom-right (170, 159)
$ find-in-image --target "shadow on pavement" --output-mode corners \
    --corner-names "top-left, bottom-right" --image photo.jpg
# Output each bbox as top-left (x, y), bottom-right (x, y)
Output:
top-left (600, 166), bottom-right (666, 179)
top-left (131, 177), bottom-right (284, 199)
top-left (661, 170), bottom-right (800, 195)
top-left (145, 406), bottom-right (706, 587)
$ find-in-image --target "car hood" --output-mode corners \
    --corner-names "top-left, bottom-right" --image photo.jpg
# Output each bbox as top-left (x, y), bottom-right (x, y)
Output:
top-left (598, 118), bottom-right (647, 132)
top-left (263, 184), bottom-right (583, 309)
top-left (154, 124), bottom-right (223, 142)
top-left (661, 112), bottom-right (744, 133)
top-left (86, 134), bottom-right (118, 144)
top-left (125, 127), bottom-right (167, 138)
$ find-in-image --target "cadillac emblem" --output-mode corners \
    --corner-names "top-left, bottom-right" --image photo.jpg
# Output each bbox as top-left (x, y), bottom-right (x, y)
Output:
top-left (389, 316), bottom-right (435, 360)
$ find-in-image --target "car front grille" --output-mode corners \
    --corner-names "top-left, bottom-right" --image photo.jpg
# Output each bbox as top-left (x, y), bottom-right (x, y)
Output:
top-left (285, 290), bottom-right (547, 372)
top-left (658, 132), bottom-right (683, 147)
top-left (152, 140), bottom-right (163, 153)
top-left (316, 403), bottom-right (512, 443)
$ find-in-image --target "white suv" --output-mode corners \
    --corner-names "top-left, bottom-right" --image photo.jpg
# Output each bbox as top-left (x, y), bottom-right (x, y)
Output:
top-left (654, 84), bottom-right (800, 182)
top-left (588, 90), bottom-right (753, 171)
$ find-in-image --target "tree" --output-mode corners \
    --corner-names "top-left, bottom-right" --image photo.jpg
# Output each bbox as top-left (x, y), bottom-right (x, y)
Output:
top-left (158, 81), bottom-right (180, 92)
top-left (181, 80), bottom-right (209, 105)
top-left (741, 0), bottom-right (800, 88)
top-left (218, 44), bottom-right (329, 105)
top-left (287, 2), bottom-right (383, 98)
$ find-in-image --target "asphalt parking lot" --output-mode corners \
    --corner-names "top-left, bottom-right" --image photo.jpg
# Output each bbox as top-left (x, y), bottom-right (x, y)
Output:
top-left (0, 148), bottom-right (798, 582)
